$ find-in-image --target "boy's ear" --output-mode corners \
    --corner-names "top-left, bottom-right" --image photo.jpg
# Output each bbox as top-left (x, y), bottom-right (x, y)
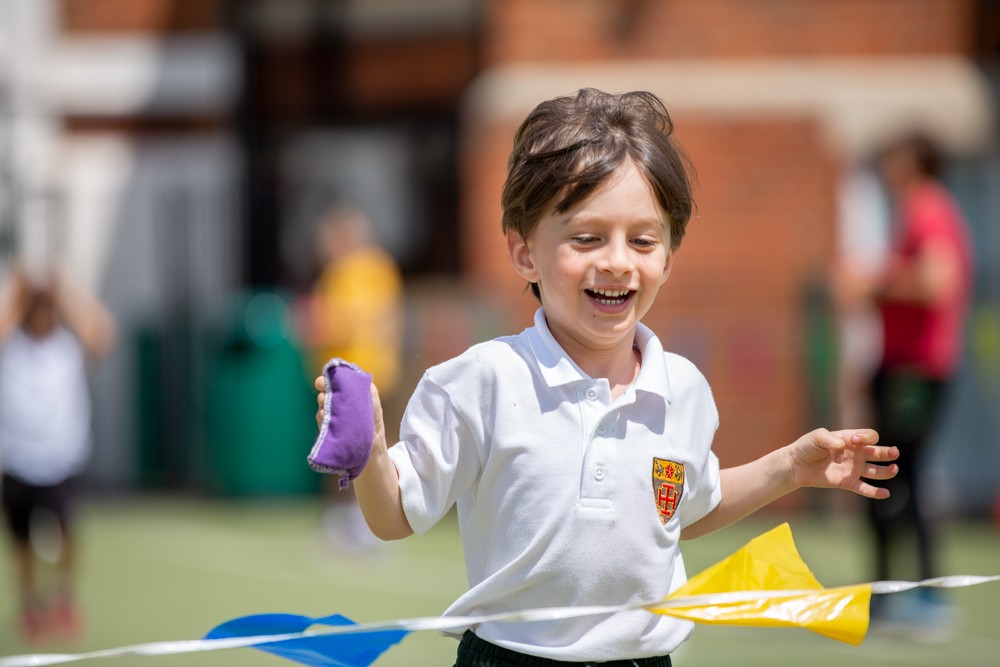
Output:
top-left (507, 230), bottom-right (539, 282)
top-left (660, 248), bottom-right (675, 286)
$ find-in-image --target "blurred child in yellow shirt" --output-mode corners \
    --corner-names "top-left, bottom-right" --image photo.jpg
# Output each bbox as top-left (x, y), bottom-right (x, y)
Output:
top-left (300, 207), bottom-right (403, 553)
top-left (307, 207), bottom-right (403, 396)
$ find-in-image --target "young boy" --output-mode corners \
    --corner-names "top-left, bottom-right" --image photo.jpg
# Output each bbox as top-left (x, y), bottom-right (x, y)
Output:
top-left (315, 89), bottom-right (898, 665)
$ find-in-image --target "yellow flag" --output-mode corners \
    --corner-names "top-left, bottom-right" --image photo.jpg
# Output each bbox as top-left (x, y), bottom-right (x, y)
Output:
top-left (655, 523), bottom-right (871, 645)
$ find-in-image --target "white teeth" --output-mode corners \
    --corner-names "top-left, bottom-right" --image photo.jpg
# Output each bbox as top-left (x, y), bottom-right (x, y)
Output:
top-left (592, 288), bottom-right (629, 298)
top-left (594, 290), bottom-right (629, 305)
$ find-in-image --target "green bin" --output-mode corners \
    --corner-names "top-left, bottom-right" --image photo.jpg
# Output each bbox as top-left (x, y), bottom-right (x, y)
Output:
top-left (205, 292), bottom-right (320, 496)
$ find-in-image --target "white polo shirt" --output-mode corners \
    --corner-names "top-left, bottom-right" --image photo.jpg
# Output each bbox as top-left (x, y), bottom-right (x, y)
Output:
top-left (388, 308), bottom-right (721, 661)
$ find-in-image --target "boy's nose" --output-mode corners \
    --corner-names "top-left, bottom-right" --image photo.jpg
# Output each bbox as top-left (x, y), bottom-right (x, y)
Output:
top-left (598, 238), bottom-right (634, 275)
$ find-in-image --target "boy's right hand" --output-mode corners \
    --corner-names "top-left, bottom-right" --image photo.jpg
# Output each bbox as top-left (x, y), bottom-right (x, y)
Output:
top-left (313, 375), bottom-right (386, 452)
top-left (314, 375), bottom-right (325, 428)
top-left (315, 373), bottom-right (410, 540)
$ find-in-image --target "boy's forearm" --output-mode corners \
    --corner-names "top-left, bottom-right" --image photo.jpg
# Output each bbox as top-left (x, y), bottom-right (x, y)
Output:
top-left (354, 443), bottom-right (414, 541)
top-left (680, 447), bottom-right (796, 540)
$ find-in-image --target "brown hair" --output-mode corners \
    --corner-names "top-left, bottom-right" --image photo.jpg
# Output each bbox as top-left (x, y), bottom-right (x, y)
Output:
top-left (500, 89), bottom-right (694, 300)
top-left (883, 133), bottom-right (944, 179)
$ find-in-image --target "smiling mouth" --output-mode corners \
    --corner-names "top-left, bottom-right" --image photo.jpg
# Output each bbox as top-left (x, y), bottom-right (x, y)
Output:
top-left (586, 288), bottom-right (633, 306)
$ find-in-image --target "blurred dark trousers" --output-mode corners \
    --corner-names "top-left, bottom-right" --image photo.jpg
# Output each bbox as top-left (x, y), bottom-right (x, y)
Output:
top-left (454, 631), bottom-right (672, 667)
top-left (867, 369), bottom-right (947, 582)
top-left (1, 473), bottom-right (77, 543)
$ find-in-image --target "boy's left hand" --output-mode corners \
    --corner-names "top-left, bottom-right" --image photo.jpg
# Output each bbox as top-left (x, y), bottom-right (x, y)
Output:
top-left (787, 428), bottom-right (898, 499)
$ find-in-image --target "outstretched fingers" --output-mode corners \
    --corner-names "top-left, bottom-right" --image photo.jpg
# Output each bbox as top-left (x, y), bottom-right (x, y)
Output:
top-left (861, 461), bottom-right (898, 481)
top-left (833, 428), bottom-right (879, 445)
top-left (864, 444), bottom-right (899, 462)
top-left (852, 479), bottom-right (891, 500)
top-left (852, 441), bottom-right (898, 497)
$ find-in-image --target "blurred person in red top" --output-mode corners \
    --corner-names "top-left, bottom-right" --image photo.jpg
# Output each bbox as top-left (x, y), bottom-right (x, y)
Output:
top-left (837, 134), bottom-right (973, 630)
top-left (0, 265), bottom-right (117, 644)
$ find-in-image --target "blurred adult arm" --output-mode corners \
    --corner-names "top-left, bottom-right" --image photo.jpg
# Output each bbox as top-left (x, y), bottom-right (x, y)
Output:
top-left (53, 268), bottom-right (118, 358)
top-left (834, 241), bottom-right (962, 311)
top-left (0, 266), bottom-right (26, 344)
top-left (880, 243), bottom-right (963, 306)
top-left (296, 293), bottom-right (351, 349)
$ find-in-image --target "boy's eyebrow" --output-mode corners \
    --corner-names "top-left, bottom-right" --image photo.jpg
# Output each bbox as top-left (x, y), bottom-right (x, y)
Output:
top-left (559, 211), bottom-right (669, 230)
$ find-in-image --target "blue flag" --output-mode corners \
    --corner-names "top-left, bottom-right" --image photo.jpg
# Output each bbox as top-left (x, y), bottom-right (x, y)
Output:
top-left (204, 613), bottom-right (409, 667)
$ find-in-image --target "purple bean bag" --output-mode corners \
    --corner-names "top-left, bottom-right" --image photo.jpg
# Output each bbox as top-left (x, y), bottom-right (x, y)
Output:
top-left (308, 358), bottom-right (375, 489)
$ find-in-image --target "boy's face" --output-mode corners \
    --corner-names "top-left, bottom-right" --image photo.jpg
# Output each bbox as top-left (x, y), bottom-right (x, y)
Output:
top-left (507, 160), bottom-right (673, 355)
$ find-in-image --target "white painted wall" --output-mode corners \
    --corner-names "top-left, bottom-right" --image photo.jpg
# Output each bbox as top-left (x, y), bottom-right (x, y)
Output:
top-left (0, 0), bottom-right (244, 486)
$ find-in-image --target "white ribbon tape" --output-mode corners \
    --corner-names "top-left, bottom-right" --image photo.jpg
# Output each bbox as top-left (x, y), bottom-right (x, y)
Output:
top-left (869, 574), bottom-right (1000, 594)
top-left (2, 574), bottom-right (997, 667)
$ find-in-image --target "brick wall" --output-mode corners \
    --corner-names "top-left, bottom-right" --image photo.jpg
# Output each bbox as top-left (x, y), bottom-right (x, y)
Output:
top-left (648, 117), bottom-right (835, 475)
top-left (347, 36), bottom-right (479, 114)
top-left (484, 0), bottom-right (975, 63)
top-left (61, 0), bottom-right (226, 33)
top-left (457, 0), bottom-right (985, 510)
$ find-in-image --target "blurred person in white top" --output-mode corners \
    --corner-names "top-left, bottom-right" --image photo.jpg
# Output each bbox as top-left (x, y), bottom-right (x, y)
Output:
top-left (0, 265), bottom-right (116, 644)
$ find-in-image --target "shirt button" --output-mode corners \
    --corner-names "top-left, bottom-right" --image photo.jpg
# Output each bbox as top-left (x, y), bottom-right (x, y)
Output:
top-left (594, 467), bottom-right (606, 481)
top-left (585, 387), bottom-right (598, 400)
top-left (596, 422), bottom-right (608, 435)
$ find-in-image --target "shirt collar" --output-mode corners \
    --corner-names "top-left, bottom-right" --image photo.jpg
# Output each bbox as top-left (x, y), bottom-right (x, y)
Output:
top-left (525, 307), bottom-right (673, 404)
top-left (632, 321), bottom-right (673, 404)
top-left (526, 308), bottom-right (590, 387)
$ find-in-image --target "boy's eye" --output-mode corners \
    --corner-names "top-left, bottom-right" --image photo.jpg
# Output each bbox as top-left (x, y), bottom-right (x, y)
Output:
top-left (574, 236), bottom-right (599, 244)
top-left (631, 238), bottom-right (655, 247)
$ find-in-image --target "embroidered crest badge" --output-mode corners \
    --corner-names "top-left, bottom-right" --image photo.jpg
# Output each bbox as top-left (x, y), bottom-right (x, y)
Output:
top-left (652, 458), bottom-right (684, 525)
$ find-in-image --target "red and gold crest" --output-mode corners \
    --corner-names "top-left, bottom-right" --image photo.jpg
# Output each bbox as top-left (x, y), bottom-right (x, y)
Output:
top-left (652, 458), bottom-right (684, 525)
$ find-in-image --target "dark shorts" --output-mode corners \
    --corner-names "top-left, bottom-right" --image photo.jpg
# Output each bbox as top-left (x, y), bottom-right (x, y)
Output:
top-left (454, 631), bottom-right (672, 667)
top-left (1, 474), bottom-right (77, 543)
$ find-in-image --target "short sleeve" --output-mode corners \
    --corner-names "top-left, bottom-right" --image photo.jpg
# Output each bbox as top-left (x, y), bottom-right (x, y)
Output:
top-left (387, 376), bottom-right (483, 536)
top-left (677, 449), bottom-right (722, 529)
top-left (667, 358), bottom-right (722, 530)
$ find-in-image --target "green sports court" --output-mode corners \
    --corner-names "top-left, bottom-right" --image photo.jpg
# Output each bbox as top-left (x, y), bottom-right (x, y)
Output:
top-left (1, 498), bottom-right (997, 666)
